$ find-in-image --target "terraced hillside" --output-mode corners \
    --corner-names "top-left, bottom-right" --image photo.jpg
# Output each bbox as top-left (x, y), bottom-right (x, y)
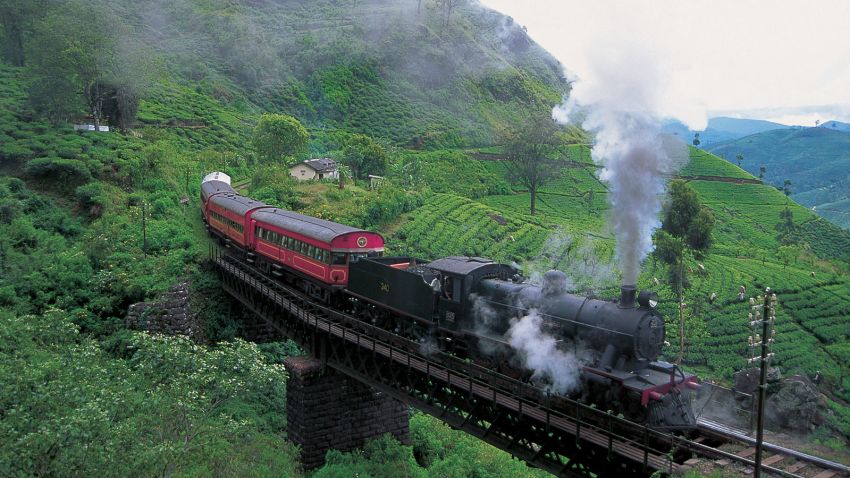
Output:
top-left (709, 127), bottom-right (850, 230)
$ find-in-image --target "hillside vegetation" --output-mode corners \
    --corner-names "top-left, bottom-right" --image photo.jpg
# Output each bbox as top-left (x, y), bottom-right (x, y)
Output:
top-left (383, 143), bottom-right (850, 440)
top-left (708, 127), bottom-right (850, 229)
top-left (2, 0), bottom-right (850, 474)
top-left (0, 0), bottom-right (574, 475)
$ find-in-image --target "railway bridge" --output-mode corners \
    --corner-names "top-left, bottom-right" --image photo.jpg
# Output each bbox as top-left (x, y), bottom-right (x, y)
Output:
top-left (209, 247), bottom-right (849, 477)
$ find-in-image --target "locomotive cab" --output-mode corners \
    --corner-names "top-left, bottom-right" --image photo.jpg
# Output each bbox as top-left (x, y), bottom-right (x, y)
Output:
top-left (436, 273), bottom-right (463, 325)
top-left (425, 256), bottom-right (519, 329)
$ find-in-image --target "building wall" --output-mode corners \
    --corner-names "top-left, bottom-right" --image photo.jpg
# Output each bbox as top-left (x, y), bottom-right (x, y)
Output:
top-left (289, 166), bottom-right (339, 181)
top-left (290, 166), bottom-right (318, 181)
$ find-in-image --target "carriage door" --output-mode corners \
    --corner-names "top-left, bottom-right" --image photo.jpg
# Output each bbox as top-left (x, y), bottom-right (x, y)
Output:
top-left (438, 274), bottom-right (462, 326)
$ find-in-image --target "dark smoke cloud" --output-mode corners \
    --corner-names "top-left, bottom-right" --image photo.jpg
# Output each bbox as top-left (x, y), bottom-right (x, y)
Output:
top-left (553, 47), bottom-right (688, 285)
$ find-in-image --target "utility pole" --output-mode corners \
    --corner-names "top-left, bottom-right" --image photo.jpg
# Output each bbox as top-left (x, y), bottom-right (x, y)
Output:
top-left (142, 201), bottom-right (147, 260)
top-left (676, 258), bottom-right (686, 364)
top-left (748, 288), bottom-right (777, 478)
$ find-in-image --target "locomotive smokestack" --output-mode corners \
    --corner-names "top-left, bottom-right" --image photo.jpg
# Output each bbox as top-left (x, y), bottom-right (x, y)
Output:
top-left (619, 285), bottom-right (636, 308)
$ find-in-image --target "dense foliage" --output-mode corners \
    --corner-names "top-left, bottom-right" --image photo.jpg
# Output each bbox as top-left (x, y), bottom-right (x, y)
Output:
top-left (0, 310), bottom-right (298, 477)
top-left (252, 113), bottom-right (309, 165)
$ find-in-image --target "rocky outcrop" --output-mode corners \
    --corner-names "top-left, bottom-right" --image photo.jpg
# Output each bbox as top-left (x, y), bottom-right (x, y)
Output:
top-left (765, 375), bottom-right (823, 432)
top-left (125, 282), bottom-right (204, 342)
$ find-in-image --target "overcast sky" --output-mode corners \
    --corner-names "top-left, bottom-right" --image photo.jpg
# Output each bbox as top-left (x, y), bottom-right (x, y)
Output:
top-left (480, 0), bottom-right (850, 127)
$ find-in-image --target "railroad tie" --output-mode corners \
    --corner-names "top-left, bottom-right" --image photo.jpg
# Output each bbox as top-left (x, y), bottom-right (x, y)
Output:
top-left (811, 471), bottom-right (837, 478)
top-left (736, 447), bottom-right (756, 458)
top-left (784, 462), bottom-right (807, 473)
top-left (761, 454), bottom-right (785, 466)
top-left (679, 458), bottom-right (701, 471)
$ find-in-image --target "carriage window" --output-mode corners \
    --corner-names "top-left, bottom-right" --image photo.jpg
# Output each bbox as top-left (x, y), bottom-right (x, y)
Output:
top-left (307, 245), bottom-right (315, 258)
top-left (322, 250), bottom-right (330, 264)
top-left (301, 243), bottom-right (309, 255)
top-left (332, 253), bottom-right (347, 265)
top-left (350, 253), bottom-right (368, 263)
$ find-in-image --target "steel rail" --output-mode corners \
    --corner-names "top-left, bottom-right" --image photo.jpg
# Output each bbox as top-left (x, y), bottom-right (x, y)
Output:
top-left (698, 418), bottom-right (850, 476)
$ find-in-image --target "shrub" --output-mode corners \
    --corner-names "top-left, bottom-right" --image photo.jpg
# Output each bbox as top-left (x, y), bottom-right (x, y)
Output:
top-left (75, 182), bottom-right (107, 217)
top-left (25, 157), bottom-right (92, 184)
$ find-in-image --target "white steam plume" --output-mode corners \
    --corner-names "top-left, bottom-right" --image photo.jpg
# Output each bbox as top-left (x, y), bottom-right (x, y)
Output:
top-left (553, 46), bottom-right (689, 285)
top-left (507, 310), bottom-right (581, 395)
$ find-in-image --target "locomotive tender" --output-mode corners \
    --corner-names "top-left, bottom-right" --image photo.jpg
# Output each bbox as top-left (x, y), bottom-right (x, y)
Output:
top-left (201, 172), bottom-right (698, 430)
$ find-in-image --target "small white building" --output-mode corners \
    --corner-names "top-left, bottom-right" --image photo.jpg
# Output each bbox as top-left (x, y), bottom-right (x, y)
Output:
top-left (289, 158), bottom-right (339, 181)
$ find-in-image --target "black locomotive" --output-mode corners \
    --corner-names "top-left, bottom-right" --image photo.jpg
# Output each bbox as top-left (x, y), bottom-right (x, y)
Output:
top-left (347, 255), bottom-right (698, 430)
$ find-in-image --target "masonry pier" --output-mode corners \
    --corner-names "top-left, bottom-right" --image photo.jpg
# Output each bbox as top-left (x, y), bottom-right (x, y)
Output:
top-left (283, 355), bottom-right (410, 470)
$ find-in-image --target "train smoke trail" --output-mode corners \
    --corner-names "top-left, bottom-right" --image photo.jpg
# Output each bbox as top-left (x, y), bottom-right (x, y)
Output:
top-left (553, 48), bottom-right (689, 286)
top-left (507, 310), bottom-right (581, 395)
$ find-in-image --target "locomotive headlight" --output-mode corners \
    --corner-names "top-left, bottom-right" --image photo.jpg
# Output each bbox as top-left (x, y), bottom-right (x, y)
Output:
top-left (638, 291), bottom-right (659, 308)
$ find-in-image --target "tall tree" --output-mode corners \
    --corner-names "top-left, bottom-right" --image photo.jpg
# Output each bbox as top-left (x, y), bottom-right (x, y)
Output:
top-left (735, 153), bottom-right (744, 168)
top-left (0, 0), bottom-right (48, 66)
top-left (435, 0), bottom-right (465, 30)
top-left (501, 114), bottom-right (563, 215)
top-left (658, 179), bottom-right (715, 363)
top-left (340, 134), bottom-right (388, 180)
top-left (26, 2), bottom-right (148, 127)
top-left (692, 133), bottom-right (701, 148)
top-left (251, 113), bottom-right (308, 165)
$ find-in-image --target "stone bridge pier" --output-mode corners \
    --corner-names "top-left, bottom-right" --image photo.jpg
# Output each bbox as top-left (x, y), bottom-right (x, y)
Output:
top-left (283, 356), bottom-right (410, 470)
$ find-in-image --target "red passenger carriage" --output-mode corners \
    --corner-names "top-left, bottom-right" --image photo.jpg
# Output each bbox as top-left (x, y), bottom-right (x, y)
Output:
top-left (200, 172), bottom-right (384, 298)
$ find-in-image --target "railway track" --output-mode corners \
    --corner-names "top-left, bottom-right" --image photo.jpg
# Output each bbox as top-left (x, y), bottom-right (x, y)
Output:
top-left (677, 419), bottom-right (850, 477)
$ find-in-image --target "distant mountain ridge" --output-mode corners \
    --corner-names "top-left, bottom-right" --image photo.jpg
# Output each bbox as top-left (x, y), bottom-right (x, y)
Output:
top-left (819, 120), bottom-right (850, 132)
top-left (663, 116), bottom-right (789, 146)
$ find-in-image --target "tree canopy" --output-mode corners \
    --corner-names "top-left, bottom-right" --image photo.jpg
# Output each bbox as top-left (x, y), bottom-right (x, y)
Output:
top-left (340, 133), bottom-right (388, 180)
top-left (662, 179), bottom-right (714, 252)
top-left (25, 1), bottom-right (148, 127)
top-left (500, 113), bottom-right (563, 215)
top-left (252, 113), bottom-right (309, 165)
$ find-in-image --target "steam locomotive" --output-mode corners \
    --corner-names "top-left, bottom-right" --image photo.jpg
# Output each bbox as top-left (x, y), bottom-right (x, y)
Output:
top-left (201, 172), bottom-right (698, 430)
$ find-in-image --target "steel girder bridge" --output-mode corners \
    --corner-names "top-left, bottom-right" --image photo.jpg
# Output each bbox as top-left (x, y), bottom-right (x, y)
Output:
top-left (210, 247), bottom-right (698, 477)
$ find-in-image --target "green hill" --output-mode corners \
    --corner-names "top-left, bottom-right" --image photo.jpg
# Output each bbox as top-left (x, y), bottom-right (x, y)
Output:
top-left (708, 127), bottom-right (850, 229)
top-left (1, 0), bottom-right (565, 150)
top-left (2, 0), bottom-right (850, 473)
